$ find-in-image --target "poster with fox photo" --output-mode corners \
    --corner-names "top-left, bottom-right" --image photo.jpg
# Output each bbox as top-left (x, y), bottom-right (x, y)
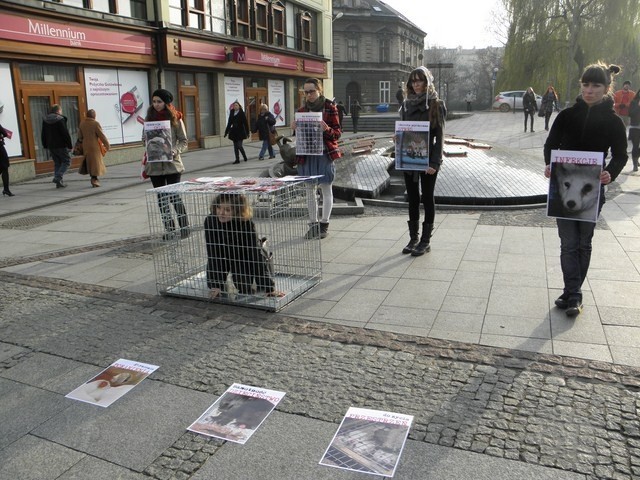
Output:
top-left (547, 149), bottom-right (604, 223)
top-left (395, 121), bottom-right (430, 171)
top-left (319, 407), bottom-right (413, 478)
top-left (144, 120), bottom-right (173, 162)
top-left (188, 383), bottom-right (286, 444)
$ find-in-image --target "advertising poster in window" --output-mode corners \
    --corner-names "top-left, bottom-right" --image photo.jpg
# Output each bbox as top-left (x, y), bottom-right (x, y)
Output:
top-left (268, 79), bottom-right (286, 127)
top-left (547, 149), bottom-right (603, 223)
top-left (84, 68), bottom-right (149, 145)
top-left (224, 76), bottom-right (245, 112)
top-left (0, 62), bottom-right (23, 157)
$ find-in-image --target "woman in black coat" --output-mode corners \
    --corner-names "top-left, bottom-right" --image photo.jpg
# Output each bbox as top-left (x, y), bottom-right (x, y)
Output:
top-left (0, 124), bottom-right (13, 196)
top-left (224, 101), bottom-right (250, 164)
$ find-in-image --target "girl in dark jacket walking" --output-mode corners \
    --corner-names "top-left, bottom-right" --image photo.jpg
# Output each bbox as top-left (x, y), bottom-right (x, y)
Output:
top-left (224, 101), bottom-right (250, 164)
top-left (541, 85), bottom-right (559, 130)
top-left (204, 193), bottom-right (282, 298)
top-left (252, 104), bottom-right (276, 160)
top-left (544, 62), bottom-right (628, 317)
top-left (522, 87), bottom-right (537, 132)
top-left (398, 66), bottom-right (446, 256)
top-left (0, 124), bottom-right (14, 196)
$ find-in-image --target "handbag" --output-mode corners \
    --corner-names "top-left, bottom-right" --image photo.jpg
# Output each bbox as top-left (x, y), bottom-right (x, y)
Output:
top-left (268, 128), bottom-right (278, 146)
top-left (98, 138), bottom-right (108, 156)
top-left (72, 139), bottom-right (83, 156)
top-left (537, 108), bottom-right (545, 117)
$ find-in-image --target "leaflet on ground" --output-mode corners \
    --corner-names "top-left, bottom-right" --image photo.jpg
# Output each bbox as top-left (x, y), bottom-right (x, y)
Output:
top-left (547, 149), bottom-right (603, 223)
top-left (188, 383), bottom-right (286, 444)
top-left (319, 407), bottom-right (413, 478)
top-left (66, 359), bottom-right (159, 408)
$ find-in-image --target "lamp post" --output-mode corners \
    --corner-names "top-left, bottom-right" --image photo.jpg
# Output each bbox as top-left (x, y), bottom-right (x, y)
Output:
top-left (491, 67), bottom-right (498, 109)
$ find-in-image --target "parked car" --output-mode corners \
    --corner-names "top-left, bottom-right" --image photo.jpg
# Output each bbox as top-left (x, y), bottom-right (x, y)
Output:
top-left (492, 90), bottom-right (542, 112)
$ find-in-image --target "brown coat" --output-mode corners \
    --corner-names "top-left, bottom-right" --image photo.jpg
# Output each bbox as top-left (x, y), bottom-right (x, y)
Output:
top-left (78, 118), bottom-right (109, 177)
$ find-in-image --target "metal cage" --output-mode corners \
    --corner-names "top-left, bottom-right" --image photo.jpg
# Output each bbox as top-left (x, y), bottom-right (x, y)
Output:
top-left (146, 178), bottom-right (321, 311)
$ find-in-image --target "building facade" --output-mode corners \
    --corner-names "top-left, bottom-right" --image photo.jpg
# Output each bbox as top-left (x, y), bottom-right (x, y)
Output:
top-left (0, 0), bottom-right (333, 178)
top-left (332, 0), bottom-right (425, 113)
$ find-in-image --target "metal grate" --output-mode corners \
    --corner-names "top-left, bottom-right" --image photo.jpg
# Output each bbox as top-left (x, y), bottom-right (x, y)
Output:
top-left (0, 215), bottom-right (70, 230)
top-left (146, 178), bottom-right (322, 312)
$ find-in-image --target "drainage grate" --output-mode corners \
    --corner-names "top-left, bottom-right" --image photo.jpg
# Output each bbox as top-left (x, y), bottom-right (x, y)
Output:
top-left (0, 215), bottom-right (70, 230)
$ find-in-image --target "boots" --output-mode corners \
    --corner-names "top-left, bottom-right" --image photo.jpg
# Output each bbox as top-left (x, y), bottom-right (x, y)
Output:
top-left (411, 223), bottom-right (433, 256)
top-left (175, 201), bottom-right (190, 239)
top-left (162, 218), bottom-right (176, 241)
top-left (402, 221), bottom-right (420, 254)
top-left (304, 222), bottom-right (320, 239)
top-left (319, 222), bottom-right (329, 239)
top-left (633, 157), bottom-right (639, 172)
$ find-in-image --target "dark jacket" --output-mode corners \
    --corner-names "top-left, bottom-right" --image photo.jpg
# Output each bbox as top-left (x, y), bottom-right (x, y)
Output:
top-left (544, 96), bottom-right (628, 182)
top-left (252, 111), bottom-right (276, 141)
top-left (401, 97), bottom-right (446, 170)
top-left (0, 123), bottom-right (9, 169)
top-left (629, 97), bottom-right (640, 128)
top-left (204, 215), bottom-right (275, 294)
top-left (41, 113), bottom-right (72, 150)
top-left (541, 91), bottom-right (558, 114)
top-left (523, 92), bottom-right (537, 113)
top-left (224, 110), bottom-right (249, 142)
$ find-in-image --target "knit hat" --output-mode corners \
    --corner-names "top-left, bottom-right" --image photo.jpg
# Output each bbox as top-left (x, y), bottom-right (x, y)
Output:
top-left (415, 66), bottom-right (434, 88)
top-left (152, 89), bottom-right (173, 104)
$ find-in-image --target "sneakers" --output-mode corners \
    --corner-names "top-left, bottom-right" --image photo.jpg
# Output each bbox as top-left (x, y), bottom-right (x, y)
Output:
top-left (566, 299), bottom-right (583, 317)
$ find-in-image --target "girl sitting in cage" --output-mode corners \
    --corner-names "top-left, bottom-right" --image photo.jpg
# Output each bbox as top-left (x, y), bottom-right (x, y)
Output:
top-left (204, 193), bottom-right (284, 299)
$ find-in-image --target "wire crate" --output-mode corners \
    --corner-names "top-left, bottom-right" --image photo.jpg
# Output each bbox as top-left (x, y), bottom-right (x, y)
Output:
top-left (146, 178), bottom-right (321, 311)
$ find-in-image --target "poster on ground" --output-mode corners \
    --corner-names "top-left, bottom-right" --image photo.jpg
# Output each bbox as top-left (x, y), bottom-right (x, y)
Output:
top-left (547, 149), bottom-right (603, 223)
top-left (294, 112), bottom-right (323, 155)
top-left (319, 407), bottom-right (413, 478)
top-left (144, 120), bottom-right (172, 162)
top-left (188, 383), bottom-right (285, 444)
top-left (66, 359), bottom-right (159, 407)
top-left (395, 121), bottom-right (430, 171)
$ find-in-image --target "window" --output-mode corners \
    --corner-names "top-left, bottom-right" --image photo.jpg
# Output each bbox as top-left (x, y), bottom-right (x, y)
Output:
top-left (298, 11), bottom-right (312, 52)
top-left (254, 0), bottom-right (269, 42)
top-left (187, 0), bottom-right (206, 29)
top-left (44, 0), bottom-right (146, 18)
top-left (19, 63), bottom-right (77, 82)
top-left (273, 2), bottom-right (285, 46)
top-left (233, 0), bottom-right (251, 38)
top-left (400, 39), bottom-right (406, 65)
top-left (379, 37), bottom-right (389, 63)
top-left (347, 37), bottom-right (358, 62)
top-left (379, 81), bottom-right (390, 104)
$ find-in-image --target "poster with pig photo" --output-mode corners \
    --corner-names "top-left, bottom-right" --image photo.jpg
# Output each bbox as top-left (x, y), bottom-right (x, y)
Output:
top-left (268, 79), bottom-right (286, 127)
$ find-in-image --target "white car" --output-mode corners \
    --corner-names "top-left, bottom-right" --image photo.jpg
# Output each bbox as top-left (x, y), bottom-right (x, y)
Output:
top-left (492, 91), bottom-right (543, 112)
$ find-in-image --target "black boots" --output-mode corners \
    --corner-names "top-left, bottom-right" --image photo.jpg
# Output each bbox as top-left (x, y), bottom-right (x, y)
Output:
top-left (633, 156), bottom-right (639, 172)
top-left (402, 221), bottom-right (420, 254)
top-left (305, 222), bottom-right (320, 239)
top-left (319, 222), bottom-right (329, 239)
top-left (411, 223), bottom-right (433, 257)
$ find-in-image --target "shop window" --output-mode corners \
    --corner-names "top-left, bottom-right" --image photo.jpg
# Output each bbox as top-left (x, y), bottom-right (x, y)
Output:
top-left (19, 64), bottom-right (78, 83)
top-left (197, 73), bottom-right (215, 136)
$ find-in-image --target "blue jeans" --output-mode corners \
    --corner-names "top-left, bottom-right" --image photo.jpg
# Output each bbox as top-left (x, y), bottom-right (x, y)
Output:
top-left (50, 148), bottom-right (71, 180)
top-left (556, 218), bottom-right (597, 302)
top-left (258, 139), bottom-right (274, 159)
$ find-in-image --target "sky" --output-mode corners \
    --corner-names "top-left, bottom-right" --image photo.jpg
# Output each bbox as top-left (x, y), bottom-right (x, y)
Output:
top-left (380, 0), bottom-right (504, 49)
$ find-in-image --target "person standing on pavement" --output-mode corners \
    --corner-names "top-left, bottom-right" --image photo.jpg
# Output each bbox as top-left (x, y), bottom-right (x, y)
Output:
top-left (350, 100), bottom-right (362, 133)
top-left (41, 104), bottom-right (72, 188)
top-left (398, 66), bottom-right (446, 256)
top-left (544, 62), bottom-right (628, 317)
top-left (252, 104), bottom-right (276, 161)
top-left (224, 101), bottom-right (250, 164)
top-left (629, 88), bottom-right (640, 172)
top-left (336, 101), bottom-right (347, 127)
top-left (540, 85), bottom-right (559, 131)
top-left (144, 88), bottom-right (190, 240)
top-left (0, 123), bottom-right (14, 196)
top-left (77, 109), bottom-right (109, 187)
top-left (464, 91), bottom-right (475, 112)
top-left (522, 87), bottom-right (538, 132)
top-left (293, 77), bottom-right (342, 239)
top-left (613, 80), bottom-right (633, 129)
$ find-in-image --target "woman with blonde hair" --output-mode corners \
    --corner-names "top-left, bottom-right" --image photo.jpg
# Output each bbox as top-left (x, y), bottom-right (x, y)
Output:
top-left (77, 109), bottom-right (109, 187)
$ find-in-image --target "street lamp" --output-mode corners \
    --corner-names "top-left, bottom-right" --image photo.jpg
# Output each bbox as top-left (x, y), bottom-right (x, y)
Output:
top-left (491, 67), bottom-right (498, 109)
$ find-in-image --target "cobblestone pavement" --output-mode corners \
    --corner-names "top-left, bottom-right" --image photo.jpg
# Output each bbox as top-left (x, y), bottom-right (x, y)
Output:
top-left (2, 239), bottom-right (639, 480)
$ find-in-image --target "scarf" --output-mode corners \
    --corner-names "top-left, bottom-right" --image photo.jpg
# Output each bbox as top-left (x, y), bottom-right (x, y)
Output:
top-left (305, 95), bottom-right (326, 112)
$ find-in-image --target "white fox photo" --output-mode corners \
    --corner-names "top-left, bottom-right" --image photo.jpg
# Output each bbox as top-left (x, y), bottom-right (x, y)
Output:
top-left (548, 162), bottom-right (601, 222)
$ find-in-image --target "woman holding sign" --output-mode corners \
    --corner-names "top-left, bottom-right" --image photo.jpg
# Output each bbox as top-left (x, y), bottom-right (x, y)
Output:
top-left (143, 89), bottom-right (189, 240)
top-left (544, 62), bottom-right (628, 317)
top-left (398, 67), bottom-right (446, 256)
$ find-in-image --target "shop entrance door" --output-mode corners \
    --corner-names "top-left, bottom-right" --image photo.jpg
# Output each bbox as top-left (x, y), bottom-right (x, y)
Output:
top-left (22, 87), bottom-right (84, 174)
top-left (179, 89), bottom-right (200, 151)
top-left (245, 88), bottom-right (267, 141)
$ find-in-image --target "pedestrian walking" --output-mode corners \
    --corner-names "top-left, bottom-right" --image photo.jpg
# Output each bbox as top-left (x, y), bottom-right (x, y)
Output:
top-left (613, 80), bottom-right (633, 128)
top-left (540, 84), bottom-right (559, 131)
top-left (396, 85), bottom-right (404, 108)
top-left (398, 66), bottom-right (446, 256)
top-left (224, 101), bottom-right (250, 164)
top-left (143, 88), bottom-right (190, 240)
top-left (350, 100), bottom-right (361, 133)
top-left (293, 77), bottom-right (342, 239)
top-left (41, 104), bottom-right (72, 188)
top-left (77, 109), bottom-right (109, 187)
top-left (544, 62), bottom-right (628, 317)
top-left (464, 91), bottom-right (475, 112)
top-left (251, 104), bottom-right (276, 161)
top-left (336, 101), bottom-right (347, 126)
top-left (0, 123), bottom-right (14, 196)
top-left (204, 192), bottom-right (283, 298)
top-left (522, 87), bottom-right (537, 132)
top-left (629, 88), bottom-right (640, 172)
